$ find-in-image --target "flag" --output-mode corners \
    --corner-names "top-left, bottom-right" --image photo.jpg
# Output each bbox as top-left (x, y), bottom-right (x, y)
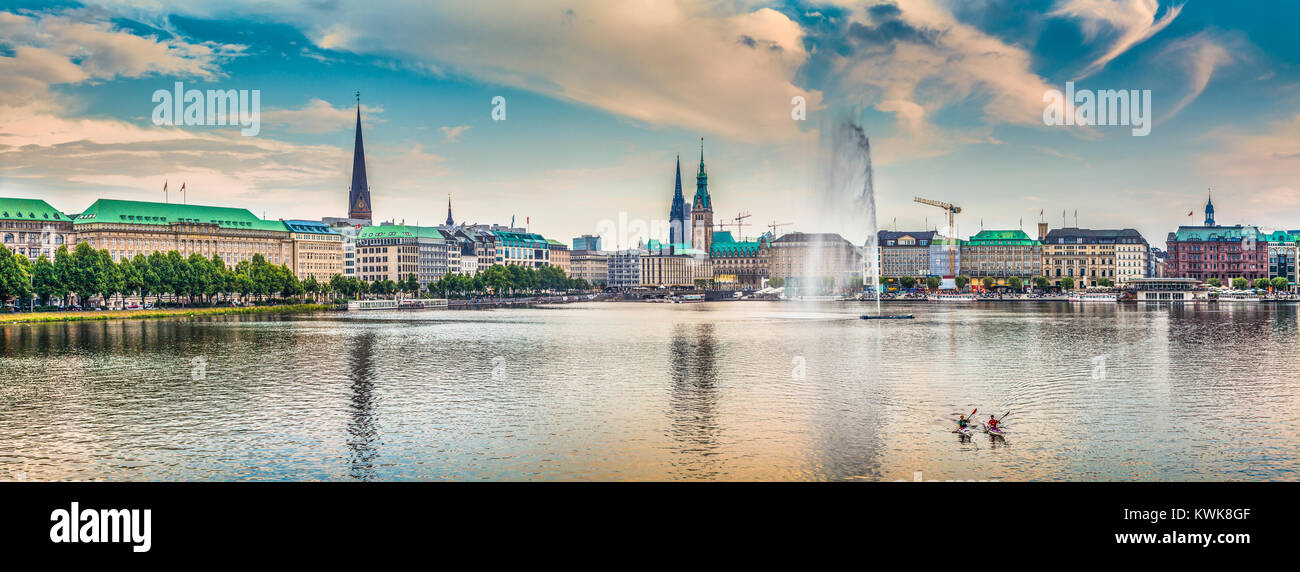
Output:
top-left (180, 182), bottom-right (186, 191)
top-left (1188, 211), bottom-right (1194, 216)
top-left (163, 179), bottom-right (168, 192)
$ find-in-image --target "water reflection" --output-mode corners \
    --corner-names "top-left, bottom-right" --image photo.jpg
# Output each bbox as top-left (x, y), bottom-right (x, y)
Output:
top-left (666, 322), bottom-right (721, 479)
top-left (346, 330), bottom-right (380, 481)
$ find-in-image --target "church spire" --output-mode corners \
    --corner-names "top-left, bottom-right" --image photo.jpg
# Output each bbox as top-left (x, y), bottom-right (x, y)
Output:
top-left (1204, 187), bottom-right (1215, 227)
top-left (669, 154), bottom-right (687, 245)
top-left (347, 91), bottom-right (373, 221)
top-left (693, 137), bottom-right (710, 209)
top-left (445, 194), bottom-right (454, 226)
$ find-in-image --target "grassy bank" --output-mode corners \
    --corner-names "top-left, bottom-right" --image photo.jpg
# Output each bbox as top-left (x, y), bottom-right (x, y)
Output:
top-left (0, 304), bottom-right (332, 324)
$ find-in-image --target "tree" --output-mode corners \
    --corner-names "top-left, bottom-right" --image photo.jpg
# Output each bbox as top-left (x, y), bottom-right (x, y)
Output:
top-left (53, 244), bottom-right (74, 306)
top-left (1227, 278), bottom-right (1242, 289)
top-left (31, 255), bottom-right (61, 307)
top-left (0, 247), bottom-right (32, 309)
top-left (95, 249), bottom-right (123, 307)
top-left (926, 276), bottom-right (941, 290)
top-left (69, 241), bottom-right (102, 306)
top-left (981, 277), bottom-right (996, 290)
top-left (1033, 276), bottom-right (1050, 291)
top-left (899, 276), bottom-right (917, 289)
top-left (1060, 277), bottom-right (1075, 290)
top-left (303, 275), bottom-right (320, 301)
top-left (1008, 276), bottom-right (1024, 291)
top-left (1271, 276), bottom-right (1289, 292)
top-left (1254, 278), bottom-right (1271, 291)
top-left (955, 276), bottom-right (970, 289)
top-left (768, 276), bottom-right (784, 288)
top-left (1097, 278), bottom-right (1114, 288)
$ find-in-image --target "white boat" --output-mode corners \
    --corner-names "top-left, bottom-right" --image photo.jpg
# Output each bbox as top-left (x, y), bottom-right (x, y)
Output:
top-left (1068, 292), bottom-right (1117, 303)
top-left (928, 293), bottom-right (975, 302)
top-left (1215, 291), bottom-right (1260, 303)
top-left (793, 294), bottom-right (845, 302)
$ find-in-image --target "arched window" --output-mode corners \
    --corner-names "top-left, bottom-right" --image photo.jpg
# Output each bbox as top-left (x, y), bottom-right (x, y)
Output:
top-left (3, 233), bottom-right (12, 243)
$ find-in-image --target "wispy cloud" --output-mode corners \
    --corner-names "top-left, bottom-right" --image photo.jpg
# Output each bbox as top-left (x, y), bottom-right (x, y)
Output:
top-left (1051, 0), bottom-right (1183, 79)
top-left (1157, 31), bottom-right (1234, 121)
top-left (439, 125), bottom-right (471, 143)
top-left (264, 98), bottom-right (383, 134)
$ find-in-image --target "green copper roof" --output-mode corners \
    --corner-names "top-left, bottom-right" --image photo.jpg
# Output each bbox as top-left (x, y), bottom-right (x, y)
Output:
top-left (1172, 225), bottom-right (1263, 242)
top-left (74, 199), bottom-right (288, 231)
top-left (357, 225), bottom-right (444, 240)
top-left (965, 229), bottom-right (1039, 245)
top-left (711, 231), bottom-right (761, 257)
top-left (0, 198), bottom-right (71, 222)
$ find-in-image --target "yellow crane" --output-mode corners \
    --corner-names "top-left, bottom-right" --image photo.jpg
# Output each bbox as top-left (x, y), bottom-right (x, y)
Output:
top-left (913, 196), bottom-right (962, 277)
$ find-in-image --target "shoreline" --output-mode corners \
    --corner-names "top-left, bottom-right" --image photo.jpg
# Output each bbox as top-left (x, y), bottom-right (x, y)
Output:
top-left (0, 304), bottom-right (333, 325)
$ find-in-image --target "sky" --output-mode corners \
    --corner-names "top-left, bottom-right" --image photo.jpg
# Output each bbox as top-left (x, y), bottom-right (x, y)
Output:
top-left (1, 0), bottom-right (1298, 249)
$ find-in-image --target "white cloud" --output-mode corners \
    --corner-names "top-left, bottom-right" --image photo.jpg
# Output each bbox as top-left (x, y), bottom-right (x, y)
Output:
top-left (263, 98), bottom-right (383, 134)
top-left (439, 125), bottom-right (471, 143)
top-left (1050, 0), bottom-right (1182, 79)
top-left (1156, 32), bottom-right (1234, 121)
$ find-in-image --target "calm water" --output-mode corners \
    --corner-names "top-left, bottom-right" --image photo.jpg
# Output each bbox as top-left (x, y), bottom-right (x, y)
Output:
top-left (2, 301), bottom-right (1298, 481)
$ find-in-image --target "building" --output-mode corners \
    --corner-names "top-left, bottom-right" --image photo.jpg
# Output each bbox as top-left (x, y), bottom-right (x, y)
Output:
top-left (641, 241), bottom-right (712, 287)
top-left (1263, 230), bottom-right (1298, 290)
top-left (1165, 195), bottom-right (1268, 285)
top-left (1042, 226), bottom-right (1148, 288)
top-left (572, 235), bottom-right (601, 252)
top-left (547, 240), bottom-right (570, 275)
top-left (607, 248), bottom-right (646, 289)
top-left (494, 229), bottom-right (550, 268)
top-left (960, 229), bottom-right (1043, 286)
top-left (355, 225), bottom-right (447, 289)
top-left (929, 238), bottom-right (961, 279)
top-left (877, 230), bottom-right (935, 279)
top-left (768, 232), bottom-right (862, 290)
top-left (347, 96), bottom-right (373, 222)
top-left (283, 219), bottom-right (344, 281)
top-left (570, 249), bottom-right (609, 285)
top-left (709, 231), bottom-right (768, 289)
top-left (73, 199), bottom-right (291, 266)
top-left (461, 226), bottom-right (499, 272)
top-left (690, 140), bottom-right (714, 253)
top-left (668, 155), bottom-right (689, 245)
top-left (1, 198), bottom-right (75, 260)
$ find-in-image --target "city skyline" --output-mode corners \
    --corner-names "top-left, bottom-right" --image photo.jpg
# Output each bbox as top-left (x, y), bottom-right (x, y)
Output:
top-left (1, 1), bottom-right (1298, 247)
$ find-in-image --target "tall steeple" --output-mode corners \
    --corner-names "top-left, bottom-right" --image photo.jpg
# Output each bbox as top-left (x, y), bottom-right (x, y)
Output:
top-left (669, 154), bottom-right (688, 245)
top-left (445, 194), bottom-right (455, 226)
top-left (348, 91), bottom-right (373, 221)
top-left (691, 137), bottom-right (714, 253)
top-left (1204, 188), bottom-right (1215, 227)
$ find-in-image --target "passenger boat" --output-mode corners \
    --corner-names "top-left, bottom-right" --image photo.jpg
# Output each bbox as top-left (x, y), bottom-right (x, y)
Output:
top-left (1068, 292), bottom-right (1118, 303)
top-left (927, 293), bottom-right (976, 302)
top-left (1214, 291), bottom-right (1259, 303)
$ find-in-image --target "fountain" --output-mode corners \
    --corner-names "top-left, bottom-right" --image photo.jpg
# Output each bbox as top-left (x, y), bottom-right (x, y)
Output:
top-left (821, 120), bottom-right (912, 320)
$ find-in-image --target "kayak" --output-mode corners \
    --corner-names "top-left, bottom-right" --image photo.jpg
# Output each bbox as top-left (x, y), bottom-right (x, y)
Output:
top-left (982, 422), bottom-right (1007, 437)
top-left (952, 426), bottom-right (972, 436)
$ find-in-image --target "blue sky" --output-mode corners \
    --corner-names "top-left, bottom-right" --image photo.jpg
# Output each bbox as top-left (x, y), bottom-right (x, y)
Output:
top-left (1, 0), bottom-right (1297, 248)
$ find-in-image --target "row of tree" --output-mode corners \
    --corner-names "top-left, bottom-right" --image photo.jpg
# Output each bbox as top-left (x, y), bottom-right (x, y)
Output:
top-left (1206, 277), bottom-right (1290, 291)
top-left (0, 242), bottom-right (597, 310)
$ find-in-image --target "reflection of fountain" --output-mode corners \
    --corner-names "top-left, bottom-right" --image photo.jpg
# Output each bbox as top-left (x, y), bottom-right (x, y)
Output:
top-left (666, 323), bottom-right (721, 479)
top-left (821, 121), bottom-right (880, 314)
top-left (346, 331), bottom-right (379, 481)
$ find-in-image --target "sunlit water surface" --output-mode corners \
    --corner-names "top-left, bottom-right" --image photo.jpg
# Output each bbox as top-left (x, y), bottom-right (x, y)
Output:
top-left (2, 301), bottom-right (1297, 481)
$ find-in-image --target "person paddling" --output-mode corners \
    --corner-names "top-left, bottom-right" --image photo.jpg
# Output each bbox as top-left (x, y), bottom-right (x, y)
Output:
top-left (957, 414), bottom-right (970, 430)
top-left (986, 414), bottom-right (1000, 430)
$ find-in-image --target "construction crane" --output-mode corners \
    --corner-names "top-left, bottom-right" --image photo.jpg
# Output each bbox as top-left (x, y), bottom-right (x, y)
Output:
top-left (733, 211), bottom-right (752, 239)
top-left (913, 196), bottom-right (962, 277)
top-left (768, 221), bottom-right (792, 237)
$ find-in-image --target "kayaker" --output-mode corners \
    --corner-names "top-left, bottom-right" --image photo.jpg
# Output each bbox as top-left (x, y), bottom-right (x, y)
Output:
top-left (987, 414), bottom-right (1000, 430)
top-left (957, 415), bottom-right (969, 430)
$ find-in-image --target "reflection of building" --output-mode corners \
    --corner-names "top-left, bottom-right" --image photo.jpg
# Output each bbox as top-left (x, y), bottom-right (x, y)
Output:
top-left (607, 248), bottom-right (646, 289)
top-left (570, 249), bottom-right (609, 285)
top-left (0, 198), bottom-right (74, 260)
top-left (355, 225), bottom-right (447, 288)
top-left (1042, 226), bottom-right (1148, 288)
top-left (73, 199), bottom-right (291, 266)
top-left (547, 240), bottom-right (570, 275)
top-left (283, 219), bottom-right (344, 281)
top-left (709, 231), bottom-right (768, 289)
top-left (1165, 195), bottom-right (1267, 285)
top-left (877, 230), bottom-right (934, 279)
top-left (960, 229), bottom-right (1042, 285)
top-left (768, 232), bottom-right (862, 287)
